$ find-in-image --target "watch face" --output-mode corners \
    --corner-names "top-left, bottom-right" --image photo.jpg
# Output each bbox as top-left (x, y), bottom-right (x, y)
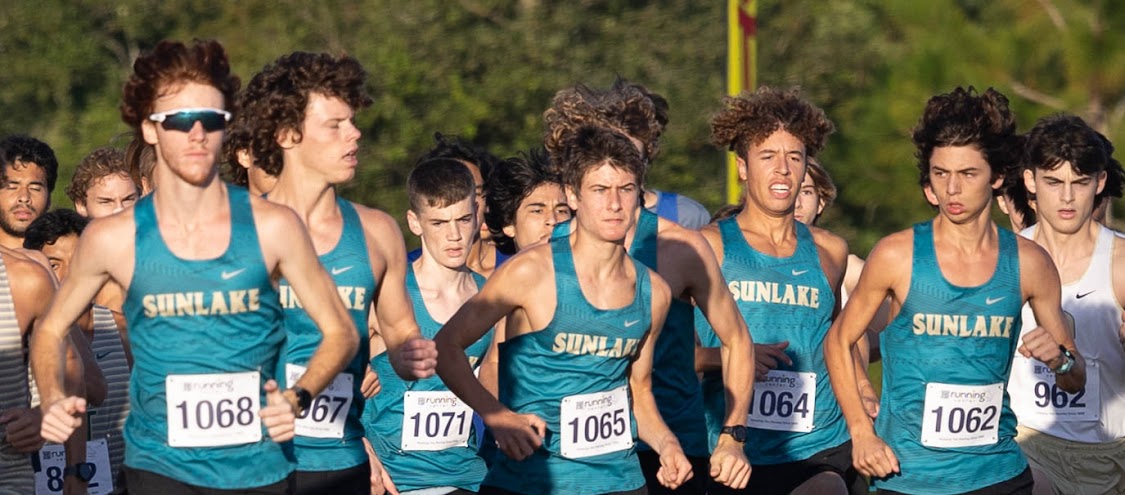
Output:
top-left (724, 425), bottom-right (747, 442)
top-left (77, 463), bottom-right (96, 481)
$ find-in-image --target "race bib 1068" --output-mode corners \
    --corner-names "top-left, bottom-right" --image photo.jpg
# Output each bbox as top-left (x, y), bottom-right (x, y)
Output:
top-left (747, 370), bottom-right (816, 433)
top-left (559, 386), bottom-right (632, 459)
top-left (286, 364), bottom-right (354, 439)
top-left (166, 371), bottom-right (261, 447)
top-left (35, 439), bottom-right (113, 495)
top-left (921, 382), bottom-right (1002, 448)
top-left (401, 390), bottom-right (473, 451)
top-left (1011, 357), bottom-right (1099, 422)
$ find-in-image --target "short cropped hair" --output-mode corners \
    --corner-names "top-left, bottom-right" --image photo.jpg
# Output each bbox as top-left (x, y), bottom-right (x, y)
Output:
top-left (0, 135), bottom-right (60, 193)
top-left (709, 87), bottom-right (834, 159)
top-left (486, 149), bottom-right (563, 255)
top-left (23, 209), bottom-right (88, 251)
top-left (1024, 114), bottom-right (1124, 205)
top-left (416, 133), bottom-right (499, 184)
top-left (407, 158), bottom-right (477, 213)
top-left (911, 87), bottom-right (1018, 188)
top-left (557, 126), bottom-right (647, 194)
top-left (805, 157), bottom-right (838, 212)
top-left (237, 52), bottom-right (372, 177)
top-left (543, 78), bottom-right (669, 164)
top-left (66, 147), bottom-right (133, 205)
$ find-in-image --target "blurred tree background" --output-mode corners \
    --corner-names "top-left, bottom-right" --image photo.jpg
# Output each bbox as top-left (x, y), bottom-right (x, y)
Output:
top-left (0, 0), bottom-right (1120, 253)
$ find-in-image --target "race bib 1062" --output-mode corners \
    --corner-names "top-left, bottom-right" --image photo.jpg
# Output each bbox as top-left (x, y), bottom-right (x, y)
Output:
top-left (286, 364), bottom-right (354, 439)
top-left (166, 371), bottom-right (261, 447)
top-left (401, 390), bottom-right (474, 451)
top-left (921, 382), bottom-right (1002, 448)
top-left (559, 386), bottom-right (632, 459)
top-left (747, 370), bottom-right (816, 433)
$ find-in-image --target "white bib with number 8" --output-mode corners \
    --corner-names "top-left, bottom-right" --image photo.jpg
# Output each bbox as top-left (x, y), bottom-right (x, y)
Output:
top-left (1010, 356), bottom-right (1099, 422)
top-left (286, 364), bottom-right (354, 439)
top-left (921, 382), bottom-right (1003, 448)
top-left (401, 390), bottom-right (474, 451)
top-left (35, 439), bottom-right (113, 495)
top-left (747, 370), bottom-right (816, 432)
top-left (559, 386), bottom-right (632, 459)
top-left (166, 371), bottom-right (261, 447)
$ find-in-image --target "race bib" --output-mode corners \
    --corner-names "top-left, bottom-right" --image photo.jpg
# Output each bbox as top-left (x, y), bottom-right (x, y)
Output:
top-left (401, 391), bottom-right (473, 451)
top-left (286, 364), bottom-right (354, 438)
top-left (747, 370), bottom-right (816, 432)
top-left (921, 382), bottom-right (1003, 448)
top-left (1011, 357), bottom-right (1100, 422)
top-left (166, 372), bottom-right (261, 447)
top-left (35, 439), bottom-right (113, 495)
top-left (559, 386), bottom-right (632, 459)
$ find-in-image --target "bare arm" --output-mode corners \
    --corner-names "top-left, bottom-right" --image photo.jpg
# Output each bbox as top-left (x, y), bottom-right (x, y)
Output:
top-left (1019, 240), bottom-right (1086, 393)
top-left (365, 210), bottom-right (432, 381)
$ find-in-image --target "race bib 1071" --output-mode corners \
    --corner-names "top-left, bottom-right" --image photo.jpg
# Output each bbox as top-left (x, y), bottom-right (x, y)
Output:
top-left (401, 390), bottom-right (473, 451)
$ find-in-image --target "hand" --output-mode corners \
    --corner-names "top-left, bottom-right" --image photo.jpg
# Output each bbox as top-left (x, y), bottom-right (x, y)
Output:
top-left (38, 397), bottom-right (85, 444)
top-left (260, 380), bottom-right (296, 442)
top-left (1, 407), bottom-right (45, 453)
top-left (367, 448), bottom-right (399, 495)
top-left (851, 431), bottom-right (899, 478)
top-left (656, 443), bottom-right (694, 490)
top-left (754, 342), bottom-right (792, 380)
top-left (484, 409), bottom-right (546, 461)
top-left (859, 380), bottom-right (880, 419)
top-left (392, 337), bottom-right (438, 380)
top-left (709, 436), bottom-right (751, 489)
top-left (361, 367), bottom-right (382, 399)
top-left (1018, 327), bottom-right (1064, 368)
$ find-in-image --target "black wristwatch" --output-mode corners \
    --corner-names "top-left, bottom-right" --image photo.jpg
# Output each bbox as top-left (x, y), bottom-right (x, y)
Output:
top-left (290, 386), bottom-right (313, 414)
top-left (64, 462), bottom-right (96, 482)
top-left (720, 425), bottom-right (748, 443)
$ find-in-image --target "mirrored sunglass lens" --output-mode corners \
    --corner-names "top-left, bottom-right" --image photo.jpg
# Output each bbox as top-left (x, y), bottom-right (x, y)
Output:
top-left (162, 111), bottom-right (227, 132)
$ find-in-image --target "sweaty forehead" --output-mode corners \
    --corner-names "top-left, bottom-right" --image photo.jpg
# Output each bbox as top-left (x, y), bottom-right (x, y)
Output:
top-left (2, 161), bottom-right (47, 181)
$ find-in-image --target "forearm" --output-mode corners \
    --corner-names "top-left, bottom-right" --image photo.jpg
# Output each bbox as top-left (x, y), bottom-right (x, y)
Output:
top-left (478, 359), bottom-right (499, 398)
top-left (31, 322), bottom-right (72, 408)
top-left (632, 384), bottom-right (680, 455)
top-left (435, 341), bottom-right (507, 420)
top-left (720, 331), bottom-right (752, 425)
top-left (297, 325), bottom-right (359, 396)
top-left (1055, 351), bottom-right (1087, 393)
top-left (67, 329), bottom-right (105, 406)
top-left (695, 346), bottom-right (721, 373)
top-left (824, 328), bottom-right (876, 436)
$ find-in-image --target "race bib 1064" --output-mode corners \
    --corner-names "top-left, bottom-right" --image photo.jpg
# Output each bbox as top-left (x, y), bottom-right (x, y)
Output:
top-left (747, 370), bottom-right (816, 433)
top-left (401, 391), bottom-right (474, 451)
top-left (166, 371), bottom-right (261, 447)
top-left (286, 364), bottom-right (354, 439)
top-left (559, 386), bottom-right (632, 459)
top-left (35, 439), bottom-right (113, 495)
top-left (921, 382), bottom-right (1003, 448)
top-left (1011, 357), bottom-right (1100, 422)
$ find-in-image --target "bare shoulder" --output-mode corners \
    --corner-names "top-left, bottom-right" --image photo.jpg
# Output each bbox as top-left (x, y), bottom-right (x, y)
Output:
top-left (656, 217), bottom-right (712, 257)
top-left (865, 228), bottom-right (914, 273)
top-left (698, 223), bottom-right (723, 255)
top-left (809, 225), bottom-right (849, 262)
top-left (1015, 235), bottom-right (1054, 274)
top-left (248, 193), bottom-right (305, 233)
top-left (495, 242), bottom-right (552, 282)
top-left (351, 202), bottom-right (402, 236)
top-left (646, 267), bottom-right (672, 306)
top-left (0, 247), bottom-right (54, 302)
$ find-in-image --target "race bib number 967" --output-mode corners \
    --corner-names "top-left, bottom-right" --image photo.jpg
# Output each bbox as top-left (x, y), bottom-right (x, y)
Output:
top-left (559, 386), bottom-right (632, 459)
top-left (166, 371), bottom-right (261, 447)
top-left (921, 382), bottom-right (1002, 448)
top-left (286, 364), bottom-right (353, 439)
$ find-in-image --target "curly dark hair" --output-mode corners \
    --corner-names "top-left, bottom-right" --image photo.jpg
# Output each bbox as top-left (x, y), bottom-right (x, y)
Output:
top-left (0, 135), bottom-right (59, 194)
top-left (543, 78), bottom-right (668, 164)
top-left (120, 39), bottom-right (240, 130)
top-left (23, 209), bottom-right (88, 251)
top-left (235, 52), bottom-right (372, 177)
top-left (125, 136), bottom-right (155, 193)
top-left (416, 133), bottom-right (500, 185)
top-left (1024, 114), bottom-right (1124, 206)
top-left (557, 126), bottom-right (647, 196)
top-left (911, 87), bottom-right (1018, 189)
top-left (66, 147), bottom-right (133, 206)
top-left (486, 149), bottom-right (563, 255)
top-left (222, 116), bottom-right (255, 187)
top-left (407, 158), bottom-right (476, 213)
top-left (709, 86), bottom-right (834, 159)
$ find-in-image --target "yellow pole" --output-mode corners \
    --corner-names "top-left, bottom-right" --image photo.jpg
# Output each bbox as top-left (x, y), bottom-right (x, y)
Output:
top-left (726, 0), bottom-right (757, 205)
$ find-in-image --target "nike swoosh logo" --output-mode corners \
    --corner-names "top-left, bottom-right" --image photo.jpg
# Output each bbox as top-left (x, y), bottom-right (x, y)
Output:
top-left (331, 266), bottom-right (354, 276)
top-left (791, 269), bottom-right (809, 276)
top-left (221, 268), bottom-right (246, 280)
top-left (624, 320), bottom-right (641, 328)
top-left (1076, 290), bottom-right (1095, 299)
top-left (95, 351), bottom-right (112, 360)
top-left (985, 296), bottom-right (1005, 305)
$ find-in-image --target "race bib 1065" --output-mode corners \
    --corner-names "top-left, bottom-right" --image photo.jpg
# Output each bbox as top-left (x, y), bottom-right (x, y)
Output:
top-left (559, 386), bottom-right (632, 459)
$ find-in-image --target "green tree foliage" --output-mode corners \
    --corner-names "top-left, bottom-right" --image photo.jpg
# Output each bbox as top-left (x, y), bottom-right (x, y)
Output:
top-left (0, 0), bottom-right (1119, 251)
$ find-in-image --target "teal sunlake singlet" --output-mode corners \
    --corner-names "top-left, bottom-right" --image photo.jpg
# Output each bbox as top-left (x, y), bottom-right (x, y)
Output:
top-left (363, 264), bottom-right (492, 492)
top-left (630, 208), bottom-right (708, 457)
top-left (122, 185), bottom-right (293, 489)
top-left (278, 197), bottom-right (373, 471)
top-left (483, 236), bottom-right (652, 495)
top-left (874, 221), bottom-right (1026, 494)
top-left (696, 218), bottom-right (848, 464)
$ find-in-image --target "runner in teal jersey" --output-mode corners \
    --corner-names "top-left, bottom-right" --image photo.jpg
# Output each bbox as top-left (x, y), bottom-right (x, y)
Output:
top-left (32, 39), bottom-right (364, 494)
top-left (237, 51), bottom-right (437, 494)
top-left (434, 126), bottom-right (692, 494)
top-left (825, 87), bottom-right (1087, 495)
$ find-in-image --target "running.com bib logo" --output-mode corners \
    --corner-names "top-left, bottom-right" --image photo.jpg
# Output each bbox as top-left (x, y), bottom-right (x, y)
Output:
top-left (574, 396), bottom-right (614, 410)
